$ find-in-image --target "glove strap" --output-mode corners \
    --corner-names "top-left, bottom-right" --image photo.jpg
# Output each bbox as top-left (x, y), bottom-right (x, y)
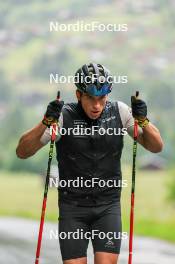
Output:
top-left (138, 117), bottom-right (149, 128)
top-left (42, 115), bottom-right (57, 128)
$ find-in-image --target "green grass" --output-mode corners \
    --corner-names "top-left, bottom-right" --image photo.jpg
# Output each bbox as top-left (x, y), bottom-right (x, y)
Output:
top-left (121, 166), bottom-right (175, 243)
top-left (0, 168), bottom-right (175, 243)
top-left (0, 170), bottom-right (58, 221)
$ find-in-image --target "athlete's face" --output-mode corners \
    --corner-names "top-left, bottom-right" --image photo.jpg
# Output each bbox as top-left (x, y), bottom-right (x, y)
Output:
top-left (76, 90), bottom-right (108, 119)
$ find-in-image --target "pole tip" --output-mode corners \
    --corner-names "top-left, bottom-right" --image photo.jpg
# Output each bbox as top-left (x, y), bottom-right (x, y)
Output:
top-left (57, 91), bottom-right (60, 100)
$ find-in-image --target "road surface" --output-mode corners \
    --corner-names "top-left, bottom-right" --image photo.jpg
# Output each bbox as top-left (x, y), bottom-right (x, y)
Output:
top-left (0, 217), bottom-right (175, 264)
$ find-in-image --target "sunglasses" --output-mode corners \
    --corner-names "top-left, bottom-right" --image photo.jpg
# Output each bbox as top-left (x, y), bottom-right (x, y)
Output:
top-left (86, 83), bottom-right (112, 96)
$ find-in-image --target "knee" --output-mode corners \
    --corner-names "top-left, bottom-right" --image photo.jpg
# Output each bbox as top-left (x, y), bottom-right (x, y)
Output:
top-left (94, 252), bottom-right (119, 264)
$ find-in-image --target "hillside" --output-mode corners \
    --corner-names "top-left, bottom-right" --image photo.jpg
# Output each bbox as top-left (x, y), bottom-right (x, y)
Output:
top-left (0, 0), bottom-right (174, 172)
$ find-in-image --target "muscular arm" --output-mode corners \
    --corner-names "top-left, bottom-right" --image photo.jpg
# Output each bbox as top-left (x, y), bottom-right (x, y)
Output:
top-left (137, 123), bottom-right (163, 153)
top-left (16, 122), bottom-right (47, 159)
top-left (118, 101), bottom-right (163, 153)
top-left (128, 123), bottom-right (163, 153)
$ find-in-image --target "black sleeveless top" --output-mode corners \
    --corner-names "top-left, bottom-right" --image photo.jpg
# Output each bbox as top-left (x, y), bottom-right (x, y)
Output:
top-left (56, 101), bottom-right (124, 205)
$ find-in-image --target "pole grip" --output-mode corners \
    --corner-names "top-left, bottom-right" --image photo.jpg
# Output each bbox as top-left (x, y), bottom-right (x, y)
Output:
top-left (136, 91), bottom-right (139, 98)
top-left (51, 91), bottom-right (61, 141)
top-left (57, 91), bottom-right (60, 100)
top-left (133, 91), bottom-right (139, 139)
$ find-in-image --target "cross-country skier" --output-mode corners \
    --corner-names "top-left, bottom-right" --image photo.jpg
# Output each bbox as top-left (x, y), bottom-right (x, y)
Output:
top-left (16, 63), bottom-right (163, 264)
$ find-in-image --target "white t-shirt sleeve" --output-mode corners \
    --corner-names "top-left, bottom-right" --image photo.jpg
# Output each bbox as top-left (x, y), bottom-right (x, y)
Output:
top-left (118, 101), bottom-right (142, 137)
top-left (118, 101), bottom-right (134, 129)
top-left (40, 113), bottom-right (63, 145)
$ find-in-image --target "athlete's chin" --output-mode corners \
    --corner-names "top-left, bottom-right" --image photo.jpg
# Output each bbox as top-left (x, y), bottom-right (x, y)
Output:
top-left (88, 112), bottom-right (101, 119)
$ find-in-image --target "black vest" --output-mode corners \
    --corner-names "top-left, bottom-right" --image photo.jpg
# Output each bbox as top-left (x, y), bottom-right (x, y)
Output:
top-left (56, 101), bottom-right (124, 205)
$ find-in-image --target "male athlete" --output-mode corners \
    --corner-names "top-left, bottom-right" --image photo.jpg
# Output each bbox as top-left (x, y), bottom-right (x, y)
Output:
top-left (16, 63), bottom-right (163, 264)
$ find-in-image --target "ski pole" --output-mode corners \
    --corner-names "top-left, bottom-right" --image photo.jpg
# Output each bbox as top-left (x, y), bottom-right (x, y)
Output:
top-left (128, 91), bottom-right (139, 264)
top-left (35, 91), bottom-right (60, 264)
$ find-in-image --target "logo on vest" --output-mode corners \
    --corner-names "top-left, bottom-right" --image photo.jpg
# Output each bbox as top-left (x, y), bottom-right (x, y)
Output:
top-left (101, 115), bottom-right (116, 123)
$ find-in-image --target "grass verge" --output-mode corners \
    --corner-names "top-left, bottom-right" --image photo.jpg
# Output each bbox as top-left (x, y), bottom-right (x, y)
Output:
top-left (0, 168), bottom-right (175, 242)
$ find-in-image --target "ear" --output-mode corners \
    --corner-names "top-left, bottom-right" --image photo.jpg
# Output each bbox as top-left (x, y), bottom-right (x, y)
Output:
top-left (76, 90), bottom-right (82, 101)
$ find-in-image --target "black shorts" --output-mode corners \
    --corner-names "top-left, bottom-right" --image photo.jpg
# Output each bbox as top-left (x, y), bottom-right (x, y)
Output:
top-left (58, 199), bottom-right (122, 261)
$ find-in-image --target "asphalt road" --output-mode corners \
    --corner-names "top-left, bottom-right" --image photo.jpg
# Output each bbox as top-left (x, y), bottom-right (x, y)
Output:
top-left (0, 217), bottom-right (175, 264)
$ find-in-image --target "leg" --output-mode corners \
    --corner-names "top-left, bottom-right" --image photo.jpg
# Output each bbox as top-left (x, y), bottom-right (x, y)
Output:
top-left (94, 252), bottom-right (119, 264)
top-left (91, 201), bottom-right (122, 264)
top-left (63, 257), bottom-right (87, 264)
top-left (59, 202), bottom-right (90, 263)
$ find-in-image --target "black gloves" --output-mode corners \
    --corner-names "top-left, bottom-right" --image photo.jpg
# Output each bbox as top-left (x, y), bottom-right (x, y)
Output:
top-left (131, 95), bottom-right (149, 128)
top-left (42, 99), bottom-right (64, 127)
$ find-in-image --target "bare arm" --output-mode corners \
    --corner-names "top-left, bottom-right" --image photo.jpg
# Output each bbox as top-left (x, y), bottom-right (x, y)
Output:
top-left (16, 122), bottom-right (47, 159)
top-left (128, 123), bottom-right (163, 153)
top-left (137, 123), bottom-right (163, 153)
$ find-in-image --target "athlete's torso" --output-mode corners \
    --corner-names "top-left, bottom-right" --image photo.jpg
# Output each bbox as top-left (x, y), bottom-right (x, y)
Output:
top-left (56, 101), bottom-right (124, 205)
